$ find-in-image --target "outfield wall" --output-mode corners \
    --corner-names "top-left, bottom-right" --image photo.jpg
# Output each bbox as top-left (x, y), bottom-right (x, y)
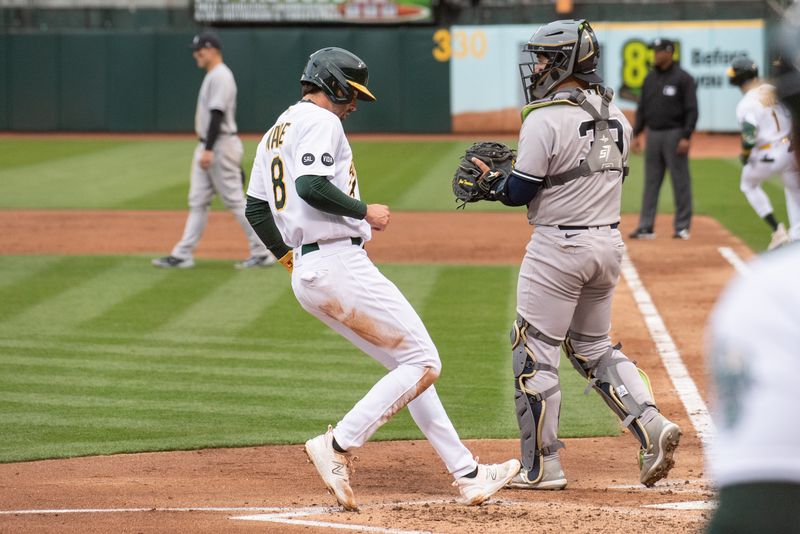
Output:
top-left (0, 28), bottom-right (450, 133)
top-left (450, 20), bottom-right (766, 133)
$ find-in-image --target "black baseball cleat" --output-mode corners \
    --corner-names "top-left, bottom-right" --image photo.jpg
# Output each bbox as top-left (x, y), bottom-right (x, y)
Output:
top-left (628, 228), bottom-right (656, 240)
top-left (151, 255), bottom-right (195, 269)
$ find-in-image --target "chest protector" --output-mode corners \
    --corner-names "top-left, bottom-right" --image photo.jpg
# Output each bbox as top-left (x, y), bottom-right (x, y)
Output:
top-left (521, 87), bottom-right (627, 189)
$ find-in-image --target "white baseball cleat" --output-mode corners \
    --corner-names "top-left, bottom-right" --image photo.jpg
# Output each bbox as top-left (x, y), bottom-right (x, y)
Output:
top-left (768, 223), bottom-right (790, 251)
top-left (452, 459), bottom-right (521, 505)
top-left (304, 426), bottom-right (358, 511)
top-left (507, 456), bottom-right (567, 490)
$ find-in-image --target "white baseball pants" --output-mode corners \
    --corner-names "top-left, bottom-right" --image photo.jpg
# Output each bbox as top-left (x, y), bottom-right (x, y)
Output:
top-left (291, 239), bottom-right (476, 478)
top-left (740, 142), bottom-right (800, 240)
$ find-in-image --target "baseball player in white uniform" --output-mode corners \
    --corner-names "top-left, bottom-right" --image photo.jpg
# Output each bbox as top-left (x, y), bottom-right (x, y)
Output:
top-left (727, 56), bottom-right (800, 250)
top-left (705, 243), bottom-right (800, 533)
top-left (243, 47), bottom-right (519, 511)
top-left (706, 10), bottom-right (800, 533)
top-left (468, 20), bottom-right (681, 489)
top-left (152, 32), bottom-right (275, 269)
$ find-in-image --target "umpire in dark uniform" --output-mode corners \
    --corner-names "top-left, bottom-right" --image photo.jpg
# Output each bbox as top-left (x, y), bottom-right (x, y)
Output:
top-left (629, 38), bottom-right (698, 240)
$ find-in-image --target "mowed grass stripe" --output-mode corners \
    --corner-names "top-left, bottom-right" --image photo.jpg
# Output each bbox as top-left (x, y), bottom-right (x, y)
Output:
top-left (0, 390), bottom-right (348, 418)
top-left (420, 265), bottom-right (517, 437)
top-left (0, 257), bottom-right (120, 323)
top-left (0, 139), bottom-right (129, 171)
top-left (0, 371), bottom-right (358, 399)
top-left (0, 353), bottom-right (377, 383)
top-left (0, 259), bottom-right (171, 333)
top-left (0, 432), bottom-right (304, 463)
top-left (0, 141), bottom-right (195, 209)
top-left (156, 266), bottom-right (292, 338)
top-left (378, 264), bottom-right (445, 311)
top-left (83, 263), bottom-right (239, 335)
top-left (0, 256), bottom-right (63, 292)
top-left (0, 335), bottom-right (364, 364)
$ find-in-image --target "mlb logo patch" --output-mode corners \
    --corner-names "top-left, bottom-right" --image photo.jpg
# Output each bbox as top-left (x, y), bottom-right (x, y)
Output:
top-left (302, 153), bottom-right (315, 165)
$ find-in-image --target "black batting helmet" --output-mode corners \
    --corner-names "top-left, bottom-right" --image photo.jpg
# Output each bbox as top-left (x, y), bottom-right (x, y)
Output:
top-left (301, 47), bottom-right (376, 105)
top-left (727, 56), bottom-right (758, 87)
top-left (520, 19), bottom-right (602, 102)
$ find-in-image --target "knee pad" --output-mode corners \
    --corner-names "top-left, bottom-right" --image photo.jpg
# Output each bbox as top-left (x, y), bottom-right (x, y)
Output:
top-left (511, 315), bottom-right (564, 480)
top-left (564, 331), bottom-right (656, 449)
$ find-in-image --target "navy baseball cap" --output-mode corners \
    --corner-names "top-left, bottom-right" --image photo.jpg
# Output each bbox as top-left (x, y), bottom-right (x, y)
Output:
top-left (651, 38), bottom-right (675, 52)
top-left (190, 32), bottom-right (222, 51)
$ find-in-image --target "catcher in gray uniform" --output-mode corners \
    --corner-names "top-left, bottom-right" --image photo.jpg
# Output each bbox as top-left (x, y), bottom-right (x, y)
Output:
top-left (152, 32), bottom-right (275, 270)
top-left (455, 19), bottom-right (682, 489)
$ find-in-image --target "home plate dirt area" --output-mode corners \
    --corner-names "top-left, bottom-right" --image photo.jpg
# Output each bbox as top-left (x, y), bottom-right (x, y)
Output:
top-left (0, 211), bottom-right (753, 533)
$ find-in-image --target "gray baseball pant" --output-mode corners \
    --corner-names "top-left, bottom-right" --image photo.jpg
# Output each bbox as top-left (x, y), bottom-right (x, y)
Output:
top-left (637, 128), bottom-right (693, 233)
top-left (171, 136), bottom-right (267, 260)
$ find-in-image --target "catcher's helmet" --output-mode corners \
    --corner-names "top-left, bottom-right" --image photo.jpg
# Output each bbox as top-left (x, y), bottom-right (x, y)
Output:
top-left (727, 56), bottom-right (758, 87)
top-left (301, 47), bottom-right (376, 105)
top-left (520, 19), bottom-right (602, 102)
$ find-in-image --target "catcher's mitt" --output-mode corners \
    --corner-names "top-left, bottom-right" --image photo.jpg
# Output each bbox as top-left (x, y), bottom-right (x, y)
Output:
top-left (452, 141), bottom-right (515, 208)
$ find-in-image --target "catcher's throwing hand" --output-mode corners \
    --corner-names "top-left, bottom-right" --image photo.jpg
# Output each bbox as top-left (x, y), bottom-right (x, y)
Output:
top-left (452, 141), bottom-right (516, 208)
top-left (366, 203), bottom-right (390, 231)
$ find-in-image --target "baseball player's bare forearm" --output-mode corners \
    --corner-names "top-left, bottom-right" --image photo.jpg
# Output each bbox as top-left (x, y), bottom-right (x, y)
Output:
top-left (295, 175), bottom-right (368, 219)
top-left (244, 195), bottom-right (292, 259)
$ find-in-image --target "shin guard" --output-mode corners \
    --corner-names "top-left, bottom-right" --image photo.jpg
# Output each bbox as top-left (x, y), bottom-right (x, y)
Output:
top-left (511, 315), bottom-right (564, 482)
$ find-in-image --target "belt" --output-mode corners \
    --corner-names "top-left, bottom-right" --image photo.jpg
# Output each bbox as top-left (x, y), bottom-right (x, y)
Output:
top-left (300, 237), bottom-right (363, 255)
top-left (557, 222), bottom-right (619, 231)
top-left (758, 137), bottom-right (789, 150)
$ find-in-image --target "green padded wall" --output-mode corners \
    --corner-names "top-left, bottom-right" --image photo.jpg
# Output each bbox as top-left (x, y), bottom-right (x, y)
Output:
top-left (0, 35), bottom-right (8, 130)
top-left (59, 33), bottom-right (107, 130)
top-left (1, 28), bottom-right (451, 133)
top-left (9, 34), bottom-right (60, 130)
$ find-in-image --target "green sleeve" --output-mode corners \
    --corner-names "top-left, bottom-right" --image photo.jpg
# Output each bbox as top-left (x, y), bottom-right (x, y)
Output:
top-left (244, 195), bottom-right (292, 259)
top-left (741, 121), bottom-right (757, 149)
top-left (295, 175), bottom-right (368, 219)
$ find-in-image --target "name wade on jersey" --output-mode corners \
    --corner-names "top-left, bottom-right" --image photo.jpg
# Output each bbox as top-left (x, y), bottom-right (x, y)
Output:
top-left (267, 122), bottom-right (291, 149)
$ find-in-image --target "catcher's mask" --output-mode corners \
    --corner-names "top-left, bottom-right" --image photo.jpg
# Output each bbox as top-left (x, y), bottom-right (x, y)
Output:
top-left (520, 19), bottom-right (602, 103)
top-left (301, 47), bottom-right (376, 105)
top-left (727, 56), bottom-right (758, 87)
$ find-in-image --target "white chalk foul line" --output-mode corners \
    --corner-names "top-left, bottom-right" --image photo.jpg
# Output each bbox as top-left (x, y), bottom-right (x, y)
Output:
top-left (642, 500), bottom-right (716, 511)
top-left (620, 251), bottom-right (714, 447)
top-left (0, 506), bottom-right (297, 516)
top-left (717, 246), bottom-right (751, 275)
top-left (231, 499), bottom-right (461, 533)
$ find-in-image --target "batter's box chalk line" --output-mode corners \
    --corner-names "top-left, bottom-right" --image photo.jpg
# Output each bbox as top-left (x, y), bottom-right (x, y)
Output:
top-left (231, 498), bottom-right (526, 533)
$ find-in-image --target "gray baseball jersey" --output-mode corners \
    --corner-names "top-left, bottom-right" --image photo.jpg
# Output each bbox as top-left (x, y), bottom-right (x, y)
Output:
top-left (515, 90), bottom-right (631, 227)
top-left (195, 63), bottom-right (238, 138)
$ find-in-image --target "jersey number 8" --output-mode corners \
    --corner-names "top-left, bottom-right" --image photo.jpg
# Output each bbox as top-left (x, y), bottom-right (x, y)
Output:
top-left (271, 156), bottom-right (286, 210)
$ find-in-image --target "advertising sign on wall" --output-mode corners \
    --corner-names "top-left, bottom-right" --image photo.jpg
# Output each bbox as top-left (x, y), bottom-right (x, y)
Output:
top-left (195, 0), bottom-right (432, 24)
top-left (445, 20), bottom-right (764, 132)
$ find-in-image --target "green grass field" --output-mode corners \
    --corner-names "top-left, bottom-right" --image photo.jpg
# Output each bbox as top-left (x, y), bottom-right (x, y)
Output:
top-left (0, 137), bottom-right (790, 462)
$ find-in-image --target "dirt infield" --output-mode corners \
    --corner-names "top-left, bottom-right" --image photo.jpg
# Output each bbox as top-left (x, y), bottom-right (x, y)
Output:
top-left (0, 210), bottom-right (754, 533)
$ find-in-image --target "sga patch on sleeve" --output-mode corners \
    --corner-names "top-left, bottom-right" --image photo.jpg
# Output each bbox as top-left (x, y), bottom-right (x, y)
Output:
top-left (302, 153), bottom-right (315, 165)
top-left (322, 153), bottom-right (334, 166)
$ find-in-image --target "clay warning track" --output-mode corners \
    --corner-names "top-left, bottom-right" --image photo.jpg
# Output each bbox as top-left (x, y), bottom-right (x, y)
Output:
top-left (0, 210), bottom-right (753, 533)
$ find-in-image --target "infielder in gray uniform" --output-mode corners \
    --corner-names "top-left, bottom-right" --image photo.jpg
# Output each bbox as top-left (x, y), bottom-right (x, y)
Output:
top-left (465, 19), bottom-right (681, 489)
top-left (152, 32), bottom-right (275, 269)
